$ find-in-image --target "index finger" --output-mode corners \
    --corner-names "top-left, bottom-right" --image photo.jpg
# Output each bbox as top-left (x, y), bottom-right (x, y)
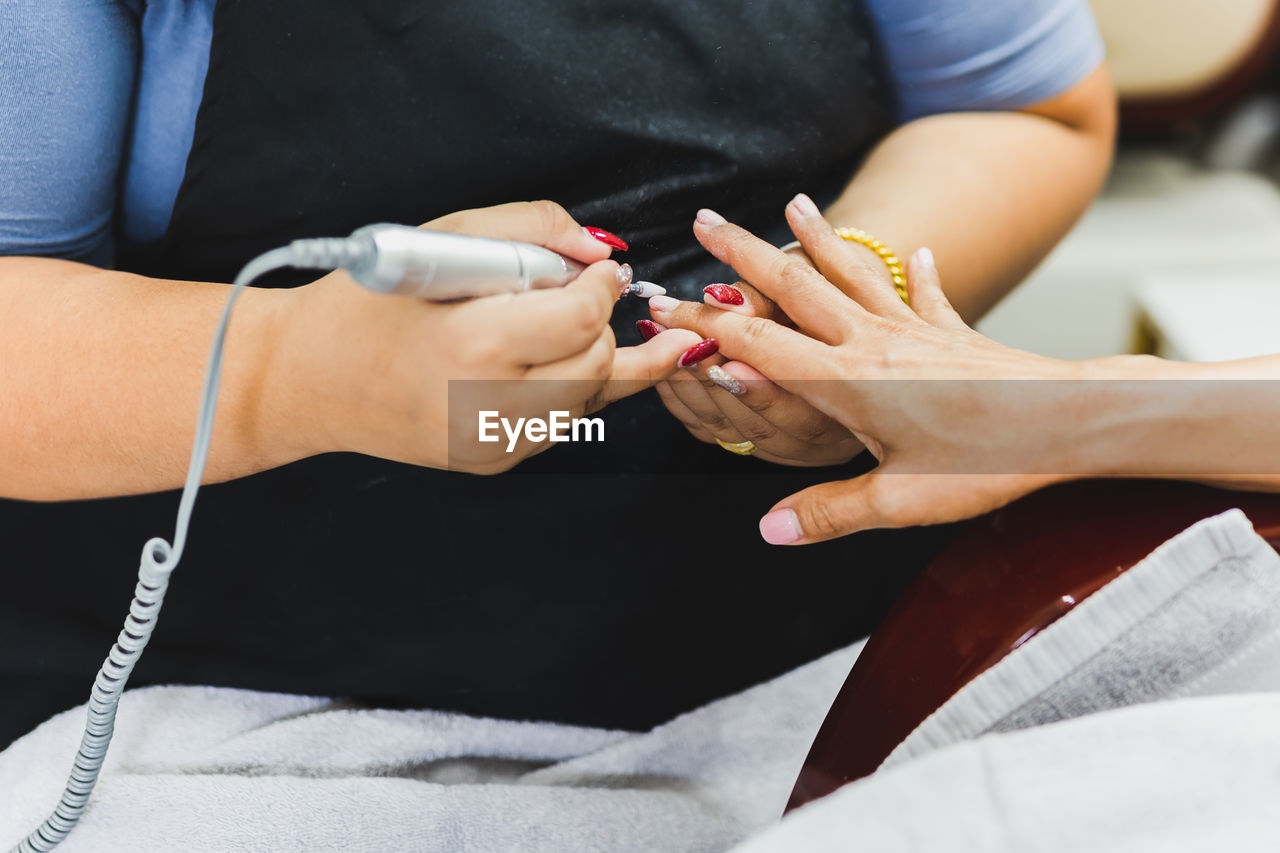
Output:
top-left (426, 200), bottom-right (613, 265)
top-left (701, 243), bottom-right (827, 325)
top-left (692, 209), bottom-right (864, 342)
top-left (647, 295), bottom-right (828, 382)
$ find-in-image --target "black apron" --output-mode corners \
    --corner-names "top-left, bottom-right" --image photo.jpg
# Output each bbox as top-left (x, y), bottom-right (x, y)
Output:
top-left (0, 0), bottom-right (960, 748)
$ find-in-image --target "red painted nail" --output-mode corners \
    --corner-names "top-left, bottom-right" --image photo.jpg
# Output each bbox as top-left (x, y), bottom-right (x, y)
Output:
top-left (636, 319), bottom-right (666, 342)
top-left (584, 226), bottom-right (628, 252)
top-left (677, 339), bottom-right (719, 367)
top-left (703, 283), bottom-right (745, 306)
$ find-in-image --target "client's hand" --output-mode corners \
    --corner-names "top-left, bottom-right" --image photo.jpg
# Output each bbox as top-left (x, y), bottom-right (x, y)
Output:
top-left (646, 262), bottom-right (865, 467)
top-left (283, 201), bottom-right (702, 474)
top-left (658, 202), bottom-right (1085, 543)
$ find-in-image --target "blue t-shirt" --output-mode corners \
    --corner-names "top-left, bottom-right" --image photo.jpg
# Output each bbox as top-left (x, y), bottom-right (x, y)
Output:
top-left (0, 0), bottom-right (1103, 266)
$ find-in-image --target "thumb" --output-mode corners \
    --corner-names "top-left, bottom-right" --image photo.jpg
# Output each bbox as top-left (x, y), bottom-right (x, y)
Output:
top-left (759, 475), bottom-right (890, 545)
top-left (590, 328), bottom-right (705, 411)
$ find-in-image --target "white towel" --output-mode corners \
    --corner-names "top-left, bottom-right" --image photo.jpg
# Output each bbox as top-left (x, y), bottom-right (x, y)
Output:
top-left (730, 692), bottom-right (1280, 853)
top-left (0, 637), bottom-right (860, 852)
top-left (4, 509), bottom-right (1279, 852)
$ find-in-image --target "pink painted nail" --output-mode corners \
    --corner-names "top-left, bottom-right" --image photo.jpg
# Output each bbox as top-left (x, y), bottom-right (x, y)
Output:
top-left (760, 509), bottom-right (803, 545)
top-left (648, 294), bottom-right (680, 314)
top-left (636, 319), bottom-right (666, 342)
top-left (677, 339), bottom-right (719, 367)
top-left (584, 226), bottom-right (628, 251)
top-left (703, 283), bottom-right (745, 306)
top-left (695, 208), bottom-right (727, 226)
top-left (790, 193), bottom-right (820, 219)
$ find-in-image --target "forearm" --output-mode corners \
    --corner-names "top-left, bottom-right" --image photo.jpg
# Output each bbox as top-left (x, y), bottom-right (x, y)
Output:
top-left (1066, 354), bottom-right (1280, 491)
top-left (0, 257), bottom-right (313, 500)
top-left (823, 67), bottom-right (1116, 321)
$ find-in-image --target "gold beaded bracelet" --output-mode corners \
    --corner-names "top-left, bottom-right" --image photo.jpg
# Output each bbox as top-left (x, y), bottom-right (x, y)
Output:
top-left (834, 227), bottom-right (909, 305)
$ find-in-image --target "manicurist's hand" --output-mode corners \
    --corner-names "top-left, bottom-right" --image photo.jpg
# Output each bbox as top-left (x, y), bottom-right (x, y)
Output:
top-left (280, 201), bottom-right (702, 475)
top-left (1, 201), bottom-right (704, 499)
top-left (658, 201), bottom-right (1093, 543)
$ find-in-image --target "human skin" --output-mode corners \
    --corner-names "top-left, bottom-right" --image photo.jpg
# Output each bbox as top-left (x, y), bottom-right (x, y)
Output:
top-left (0, 201), bottom-right (702, 500)
top-left (653, 202), bottom-right (1280, 545)
top-left (656, 66), bottom-right (1118, 466)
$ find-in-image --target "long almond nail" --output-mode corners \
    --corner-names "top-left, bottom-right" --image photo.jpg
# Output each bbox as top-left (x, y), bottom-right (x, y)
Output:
top-left (707, 365), bottom-right (746, 395)
top-left (703, 283), bottom-right (745, 306)
top-left (584, 226), bottom-right (628, 251)
top-left (636, 320), bottom-right (666, 342)
top-left (695, 209), bottom-right (727, 226)
top-left (677, 339), bottom-right (719, 367)
top-left (760, 509), bottom-right (802, 545)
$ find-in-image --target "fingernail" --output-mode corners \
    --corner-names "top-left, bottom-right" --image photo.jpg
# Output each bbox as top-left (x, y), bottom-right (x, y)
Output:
top-left (677, 339), bottom-right (719, 368)
top-left (584, 226), bottom-right (628, 251)
top-left (703, 283), bottom-right (745, 306)
top-left (636, 319), bottom-right (666, 342)
top-left (695, 208), bottom-right (727, 226)
top-left (707, 364), bottom-right (746, 395)
top-left (912, 246), bottom-right (935, 273)
top-left (790, 193), bottom-right (820, 219)
top-left (630, 280), bottom-right (667, 298)
top-left (615, 263), bottom-right (634, 295)
top-left (760, 509), bottom-right (802, 545)
top-left (648, 294), bottom-right (680, 314)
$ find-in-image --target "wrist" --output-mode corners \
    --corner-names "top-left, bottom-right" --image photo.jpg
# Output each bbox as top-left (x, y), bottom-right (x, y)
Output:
top-left (1054, 354), bottom-right (1184, 480)
top-left (273, 272), bottom-right (454, 469)
top-left (260, 279), bottom-right (346, 462)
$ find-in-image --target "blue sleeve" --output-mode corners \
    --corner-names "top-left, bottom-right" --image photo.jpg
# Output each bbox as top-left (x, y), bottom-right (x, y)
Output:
top-left (0, 1), bottom-right (139, 265)
top-left (862, 0), bottom-right (1105, 121)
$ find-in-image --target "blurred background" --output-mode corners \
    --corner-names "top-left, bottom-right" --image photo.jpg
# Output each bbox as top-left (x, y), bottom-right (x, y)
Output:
top-left (977, 0), bottom-right (1280, 362)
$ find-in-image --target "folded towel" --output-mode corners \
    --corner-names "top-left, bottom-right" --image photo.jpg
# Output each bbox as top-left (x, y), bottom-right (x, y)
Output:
top-left (883, 508), bottom-right (1280, 768)
top-left (731, 507), bottom-right (1280, 853)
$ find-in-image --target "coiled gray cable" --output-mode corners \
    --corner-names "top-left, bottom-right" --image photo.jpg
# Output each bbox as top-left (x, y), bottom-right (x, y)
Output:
top-left (12, 238), bottom-right (372, 853)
